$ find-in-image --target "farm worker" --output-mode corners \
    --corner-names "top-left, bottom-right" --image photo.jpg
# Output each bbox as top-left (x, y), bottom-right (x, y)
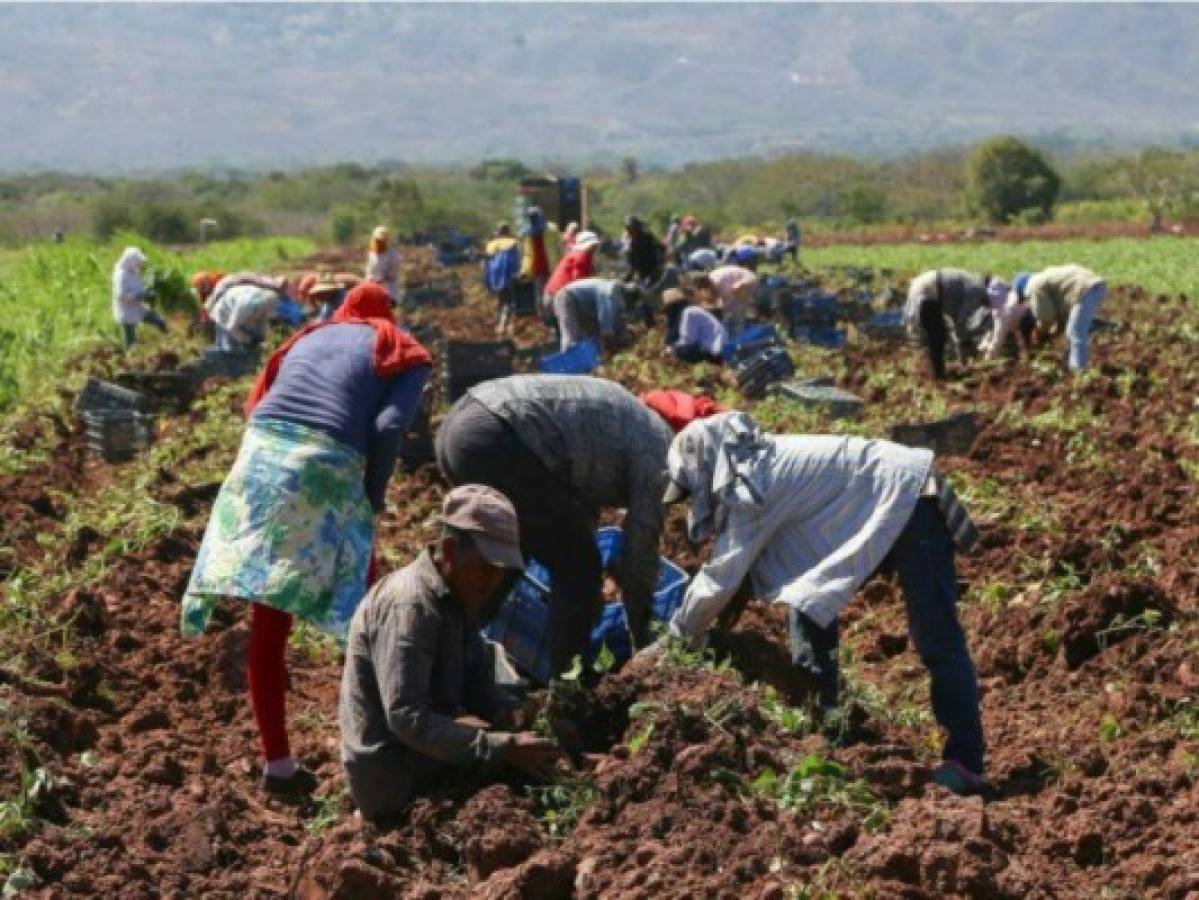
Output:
top-left (677, 215), bottom-right (712, 261)
top-left (979, 278), bottom-right (1034, 361)
top-left (563, 221), bottom-right (579, 250)
top-left (668, 303), bottom-right (728, 365)
top-left (181, 282), bottom-right (433, 796)
top-left (111, 246), bottom-right (168, 348)
top-left (785, 218), bottom-right (801, 263)
top-left (653, 411), bottom-right (988, 796)
top-left (436, 375), bottom-right (673, 676)
top-left (902, 269), bottom-right (990, 381)
top-left (519, 206), bottom-right (552, 300)
top-left (551, 277), bottom-right (626, 355)
top-left (483, 222), bottom-right (523, 337)
top-left (365, 226), bottom-right (401, 303)
top-left (544, 230), bottom-right (600, 298)
top-left (1023, 264), bottom-right (1108, 371)
top-left (622, 215), bottom-right (665, 286)
top-left (207, 276), bottom-right (290, 350)
top-left (339, 485), bottom-right (560, 823)
top-left (699, 257), bottom-right (759, 335)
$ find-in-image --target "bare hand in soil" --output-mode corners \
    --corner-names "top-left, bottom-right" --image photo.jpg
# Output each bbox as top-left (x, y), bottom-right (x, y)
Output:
top-left (503, 732), bottom-right (563, 782)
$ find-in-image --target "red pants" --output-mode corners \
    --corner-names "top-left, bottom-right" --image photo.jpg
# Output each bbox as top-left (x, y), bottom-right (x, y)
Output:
top-left (248, 603), bottom-right (293, 762)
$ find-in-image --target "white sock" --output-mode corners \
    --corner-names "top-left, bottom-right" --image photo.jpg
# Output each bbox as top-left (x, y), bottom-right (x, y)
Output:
top-left (264, 757), bottom-right (298, 779)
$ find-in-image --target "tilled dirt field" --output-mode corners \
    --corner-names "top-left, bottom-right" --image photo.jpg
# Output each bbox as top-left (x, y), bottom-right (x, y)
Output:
top-left (1, 251), bottom-right (1197, 898)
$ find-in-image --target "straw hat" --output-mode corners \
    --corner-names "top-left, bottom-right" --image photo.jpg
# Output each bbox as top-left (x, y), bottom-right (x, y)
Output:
top-left (308, 269), bottom-right (342, 298)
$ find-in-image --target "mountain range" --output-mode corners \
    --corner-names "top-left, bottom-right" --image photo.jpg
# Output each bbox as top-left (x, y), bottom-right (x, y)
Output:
top-left (3, 2), bottom-right (1198, 172)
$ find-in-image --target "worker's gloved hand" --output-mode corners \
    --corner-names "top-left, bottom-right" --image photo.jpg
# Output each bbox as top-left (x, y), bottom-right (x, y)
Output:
top-left (501, 732), bottom-right (563, 782)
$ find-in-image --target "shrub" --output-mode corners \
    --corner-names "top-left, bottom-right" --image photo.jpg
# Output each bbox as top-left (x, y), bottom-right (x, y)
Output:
top-left (967, 136), bottom-right (1061, 224)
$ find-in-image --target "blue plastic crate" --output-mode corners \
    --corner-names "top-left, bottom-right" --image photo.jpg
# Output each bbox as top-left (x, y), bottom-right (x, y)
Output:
top-left (793, 325), bottom-right (848, 349)
top-left (723, 323), bottom-right (782, 363)
top-left (785, 291), bottom-right (839, 327)
top-left (538, 339), bottom-right (600, 374)
top-left (483, 526), bottom-right (690, 682)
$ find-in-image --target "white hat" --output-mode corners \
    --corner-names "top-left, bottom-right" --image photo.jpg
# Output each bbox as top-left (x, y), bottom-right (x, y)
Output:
top-left (574, 230), bottom-right (600, 251)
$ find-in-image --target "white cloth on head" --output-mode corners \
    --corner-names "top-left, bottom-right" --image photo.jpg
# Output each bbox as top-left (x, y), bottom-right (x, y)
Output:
top-left (667, 417), bottom-right (933, 640)
top-left (112, 247), bottom-right (149, 325)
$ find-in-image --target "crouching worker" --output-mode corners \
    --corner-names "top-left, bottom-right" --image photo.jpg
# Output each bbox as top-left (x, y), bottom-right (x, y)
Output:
top-left (903, 268), bottom-right (990, 381)
top-left (206, 275), bottom-right (291, 350)
top-left (552, 277), bottom-right (626, 355)
top-left (667, 302), bottom-right (727, 365)
top-left (339, 485), bottom-right (561, 824)
top-left (651, 412), bottom-right (988, 796)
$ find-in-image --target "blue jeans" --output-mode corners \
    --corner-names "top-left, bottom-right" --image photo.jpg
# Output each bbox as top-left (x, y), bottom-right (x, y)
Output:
top-left (791, 498), bottom-right (985, 774)
top-left (1065, 282), bottom-right (1107, 371)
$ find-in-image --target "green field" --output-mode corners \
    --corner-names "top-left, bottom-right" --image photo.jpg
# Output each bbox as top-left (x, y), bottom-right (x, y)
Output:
top-left (804, 236), bottom-right (1199, 297)
top-left (0, 235), bottom-right (312, 411)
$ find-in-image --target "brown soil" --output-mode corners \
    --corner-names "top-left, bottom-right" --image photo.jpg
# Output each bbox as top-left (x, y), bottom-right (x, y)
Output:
top-left (1, 260), bottom-right (1196, 898)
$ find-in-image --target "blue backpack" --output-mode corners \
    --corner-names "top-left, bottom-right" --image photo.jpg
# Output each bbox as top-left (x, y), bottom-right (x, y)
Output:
top-left (484, 244), bottom-right (521, 294)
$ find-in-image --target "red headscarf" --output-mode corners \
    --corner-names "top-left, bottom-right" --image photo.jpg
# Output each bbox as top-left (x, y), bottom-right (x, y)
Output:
top-left (244, 281), bottom-right (432, 417)
top-left (191, 270), bottom-right (225, 301)
top-left (641, 390), bottom-right (726, 433)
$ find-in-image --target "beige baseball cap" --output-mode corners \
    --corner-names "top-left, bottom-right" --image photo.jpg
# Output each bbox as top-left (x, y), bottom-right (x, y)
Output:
top-left (440, 485), bottom-right (524, 570)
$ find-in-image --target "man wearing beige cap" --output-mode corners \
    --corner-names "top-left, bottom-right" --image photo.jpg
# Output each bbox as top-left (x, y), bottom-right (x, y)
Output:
top-left (339, 484), bottom-right (560, 823)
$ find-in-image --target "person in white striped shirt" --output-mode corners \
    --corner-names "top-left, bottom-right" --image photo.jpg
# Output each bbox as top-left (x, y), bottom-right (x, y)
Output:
top-left (653, 411), bottom-right (988, 796)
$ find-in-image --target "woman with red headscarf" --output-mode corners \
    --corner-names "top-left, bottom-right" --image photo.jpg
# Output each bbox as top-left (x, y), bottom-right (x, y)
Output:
top-left (181, 283), bottom-right (432, 795)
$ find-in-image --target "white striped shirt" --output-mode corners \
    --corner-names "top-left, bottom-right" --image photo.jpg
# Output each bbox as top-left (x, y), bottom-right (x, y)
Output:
top-left (670, 435), bottom-right (933, 638)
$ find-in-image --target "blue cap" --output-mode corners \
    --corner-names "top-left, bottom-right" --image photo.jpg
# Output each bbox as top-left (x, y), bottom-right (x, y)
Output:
top-left (732, 245), bottom-right (759, 264)
top-left (1013, 272), bottom-right (1031, 300)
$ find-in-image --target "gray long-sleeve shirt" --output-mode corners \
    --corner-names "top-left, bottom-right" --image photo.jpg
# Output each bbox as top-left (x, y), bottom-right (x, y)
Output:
top-left (904, 269), bottom-right (989, 348)
top-left (465, 375), bottom-right (673, 625)
top-left (339, 550), bottom-right (517, 784)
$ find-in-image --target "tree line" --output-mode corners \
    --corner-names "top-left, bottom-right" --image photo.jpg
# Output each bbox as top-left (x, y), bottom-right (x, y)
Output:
top-left (1, 138), bottom-right (1196, 246)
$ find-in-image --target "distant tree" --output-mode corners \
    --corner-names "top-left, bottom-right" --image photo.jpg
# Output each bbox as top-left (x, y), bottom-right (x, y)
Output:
top-left (620, 156), bottom-right (639, 184)
top-left (1121, 147), bottom-right (1199, 230)
top-left (966, 137), bottom-right (1061, 224)
top-left (839, 181), bottom-right (888, 225)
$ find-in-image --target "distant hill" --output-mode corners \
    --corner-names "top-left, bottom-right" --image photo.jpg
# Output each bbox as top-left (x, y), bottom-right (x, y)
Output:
top-left (3, 3), bottom-right (1198, 172)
